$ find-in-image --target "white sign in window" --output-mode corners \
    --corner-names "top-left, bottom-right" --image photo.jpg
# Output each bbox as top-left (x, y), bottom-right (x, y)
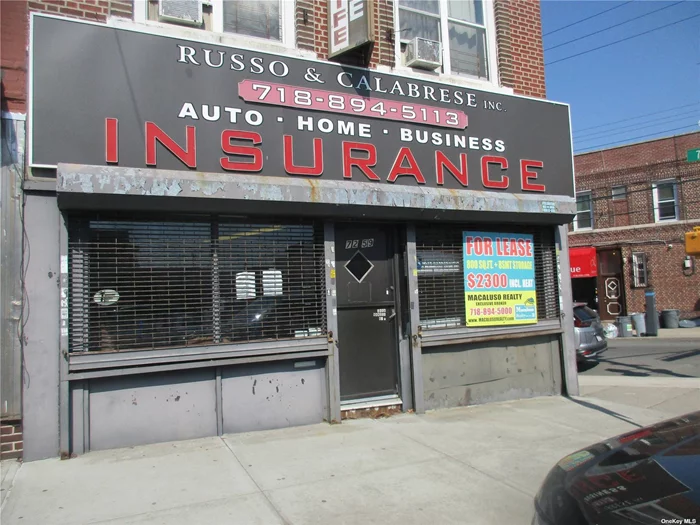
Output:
top-left (262, 270), bottom-right (283, 296)
top-left (235, 271), bottom-right (256, 299)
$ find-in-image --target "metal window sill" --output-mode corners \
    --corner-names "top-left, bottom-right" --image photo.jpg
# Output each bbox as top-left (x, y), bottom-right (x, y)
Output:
top-left (68, 337), bottom-right (328, 373)
top-left (67, 349), bottom-right (329, 381)
top-left (341, 395), bottom-right (402, 411)
top-left (419, 319), bottom-right (562, 348)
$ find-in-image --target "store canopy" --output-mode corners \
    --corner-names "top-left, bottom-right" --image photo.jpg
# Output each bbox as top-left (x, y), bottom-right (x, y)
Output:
top-left (570, 247), bottom-right (597, 278)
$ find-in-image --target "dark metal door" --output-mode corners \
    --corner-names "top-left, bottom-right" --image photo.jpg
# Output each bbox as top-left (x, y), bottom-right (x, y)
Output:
top-left (597, 248), bottom-right (625, 321)
top-left (335, 224), bottom-right (399, 402)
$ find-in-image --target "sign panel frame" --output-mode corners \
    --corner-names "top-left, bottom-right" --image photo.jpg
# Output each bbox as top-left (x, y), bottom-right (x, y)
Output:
top-left (29, 14), bottom-right (575, 198)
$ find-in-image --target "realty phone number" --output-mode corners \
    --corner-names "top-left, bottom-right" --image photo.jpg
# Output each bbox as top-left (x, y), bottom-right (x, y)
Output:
top-left (238, 80), bottom-right (468, 129)
top-left (469, 307), bottom-right (514, 317)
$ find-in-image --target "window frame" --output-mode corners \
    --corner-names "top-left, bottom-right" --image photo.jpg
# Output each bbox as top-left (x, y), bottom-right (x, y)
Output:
top-left (631, 252), bottom-right (648, 288)
top-left (133, 0), bottom-right (296, 49)
top-left (573, 191), bottom-right (593, 231)
top-left (67, 215), bottom-right (327, 354)
top-left (652, 179), bottom-right (679, 223)
top-left (611, 185), bottom-right (626, 201)
top-left (394, 0), bottom-right (499, 85)
top-left (414, 224), bottom-right (561, 331)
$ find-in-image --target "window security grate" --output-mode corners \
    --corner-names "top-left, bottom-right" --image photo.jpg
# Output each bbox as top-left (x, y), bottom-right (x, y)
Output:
top-left (68, 216), bottom-right (326, 353)
top-left (416, 225), bottom-right (560, 329)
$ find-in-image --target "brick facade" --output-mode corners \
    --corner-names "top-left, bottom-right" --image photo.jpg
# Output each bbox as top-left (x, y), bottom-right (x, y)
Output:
top-left (296, 0), bottom-right (315, 52)
top-left (27, 0), bottom-right (132, 21)
top-left (308, 0), bottom-right (394, 68)
top-left (493, 0), bottom-right (546, 98)
top-left (0, 0), bottom-right (29, 112)
top-left (1, 420), bottom-right (23, 460)
top-left (570, 132), bottom-right (700, 319)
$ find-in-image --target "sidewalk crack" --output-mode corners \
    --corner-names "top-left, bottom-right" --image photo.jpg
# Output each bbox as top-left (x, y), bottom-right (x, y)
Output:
top-left (0, 461), bottom-right (23, 514)
top-left (220, 436), bottom-right (293, 525)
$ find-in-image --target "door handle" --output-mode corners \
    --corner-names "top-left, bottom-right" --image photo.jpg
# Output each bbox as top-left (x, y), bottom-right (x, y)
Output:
top-left (388, 309), bottom-right (396, 320)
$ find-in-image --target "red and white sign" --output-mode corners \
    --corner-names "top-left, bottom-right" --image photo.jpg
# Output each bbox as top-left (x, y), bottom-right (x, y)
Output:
top-left (239, 80), bottom-right (469, 129)
top-left (570, 247), bottom-right (597, 278)
top-left (328, 0), bottom-right (373, 58)
top-left (330, 0), bottom-right (350, 53)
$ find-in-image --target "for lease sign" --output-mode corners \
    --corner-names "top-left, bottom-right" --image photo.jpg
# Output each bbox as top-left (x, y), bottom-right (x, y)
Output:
top-left (463, 232), bottom-right (537, 326)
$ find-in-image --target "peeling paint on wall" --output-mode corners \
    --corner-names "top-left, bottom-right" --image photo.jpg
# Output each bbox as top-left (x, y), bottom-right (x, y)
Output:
top-left (56, 164), bottom-right (576, 218)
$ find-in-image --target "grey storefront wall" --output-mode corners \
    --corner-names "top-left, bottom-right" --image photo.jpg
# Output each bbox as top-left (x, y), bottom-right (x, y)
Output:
top-left (22, 14), bottom-right (579, 460)
top-left (20, 167), bottom-right (576, 461)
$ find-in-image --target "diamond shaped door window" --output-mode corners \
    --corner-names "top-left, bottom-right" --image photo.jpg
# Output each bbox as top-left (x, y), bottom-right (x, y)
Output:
top-left (345, 250), bottom-right (374, 283)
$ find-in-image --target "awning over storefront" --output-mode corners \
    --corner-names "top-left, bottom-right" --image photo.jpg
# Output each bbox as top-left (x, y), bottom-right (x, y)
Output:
top-left (55, 164), bottom-right (576, 225)
top-left (570, 247), bottom-right (597, 278)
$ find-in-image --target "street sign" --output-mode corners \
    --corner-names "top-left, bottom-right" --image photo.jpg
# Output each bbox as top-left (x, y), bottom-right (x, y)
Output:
top-left (688, 148), bottom-right (700, 162)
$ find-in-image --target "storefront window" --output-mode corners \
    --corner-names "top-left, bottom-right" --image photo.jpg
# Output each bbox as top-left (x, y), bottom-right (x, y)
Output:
top-left (416, 225), bottom-right (560, 329)
top-left (68, 216), bottom-right (326, 353)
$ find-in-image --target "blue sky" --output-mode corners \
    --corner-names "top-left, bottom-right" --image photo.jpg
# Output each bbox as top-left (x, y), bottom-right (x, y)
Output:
top-left (540, 0), bottom-right (700, 153)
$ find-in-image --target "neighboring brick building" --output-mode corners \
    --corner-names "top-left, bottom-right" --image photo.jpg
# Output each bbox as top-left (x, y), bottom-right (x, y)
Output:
top-left (569, 131), bottom-right (700, 323)
top-left (3, 0), bottom-right (577, 462)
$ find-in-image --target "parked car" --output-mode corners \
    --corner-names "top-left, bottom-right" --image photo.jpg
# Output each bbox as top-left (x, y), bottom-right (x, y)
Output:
top-left (574, 302), bottom-right (607, 362)
top-left (533, 411), bottom-right (700, 524)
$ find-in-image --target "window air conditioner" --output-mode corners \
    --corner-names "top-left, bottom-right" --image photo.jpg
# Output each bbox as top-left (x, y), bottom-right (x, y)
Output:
top-left (405, 37), bottom-right (442, 70)
top-left (159, 0), bottom-right (203, 26)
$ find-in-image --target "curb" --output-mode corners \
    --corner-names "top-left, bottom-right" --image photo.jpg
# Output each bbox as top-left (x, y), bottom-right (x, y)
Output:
top-left (578, 375), bottom-right (700, 388)
top-left (608, 337), bottom-right (700, 344)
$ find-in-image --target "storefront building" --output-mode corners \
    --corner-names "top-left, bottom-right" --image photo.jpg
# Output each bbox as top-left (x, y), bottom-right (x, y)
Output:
top-left (570, 132), bottom-right (700, 322)
top-left (1, 0), bottom-right (577, 461)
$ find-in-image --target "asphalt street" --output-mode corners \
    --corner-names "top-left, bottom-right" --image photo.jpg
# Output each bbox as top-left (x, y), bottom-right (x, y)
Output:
top-left (579, 338), bottom-right (700, 378)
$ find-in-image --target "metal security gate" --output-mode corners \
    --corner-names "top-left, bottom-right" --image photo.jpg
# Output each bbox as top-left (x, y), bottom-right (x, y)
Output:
top-left (335, 224), bottom-right (400, 402)
top-left (67, 215), bottom-right (326, 353)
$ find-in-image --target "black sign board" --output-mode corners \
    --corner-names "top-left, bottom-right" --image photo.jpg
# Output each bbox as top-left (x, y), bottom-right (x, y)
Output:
top-left (30, 15), bottom-right (574, 196)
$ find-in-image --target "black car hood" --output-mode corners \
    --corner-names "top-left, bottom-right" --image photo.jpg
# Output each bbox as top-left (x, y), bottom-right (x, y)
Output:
top-left (536, 411), bottom-right (700, 524)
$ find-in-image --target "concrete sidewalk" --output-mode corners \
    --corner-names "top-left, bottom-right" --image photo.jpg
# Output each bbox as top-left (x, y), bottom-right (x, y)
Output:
top-left (0, 396), bottom-right (670, 525)
top-left (579, 375), bottom-right (700, 419)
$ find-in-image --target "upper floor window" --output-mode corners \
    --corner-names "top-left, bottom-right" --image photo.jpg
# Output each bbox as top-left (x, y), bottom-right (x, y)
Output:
top-left (652, 180), bottom-right (679, 222)
top-left (142, 0), bottom-right (293, 47)
top-left (574, 191), bottom-right (593, 230)
top-left (222, 0), bottom-right (280, 41)
top-left (611, 185), bottom-right (626, 201)
top-left (397, 0), bottom-right (489, 79)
